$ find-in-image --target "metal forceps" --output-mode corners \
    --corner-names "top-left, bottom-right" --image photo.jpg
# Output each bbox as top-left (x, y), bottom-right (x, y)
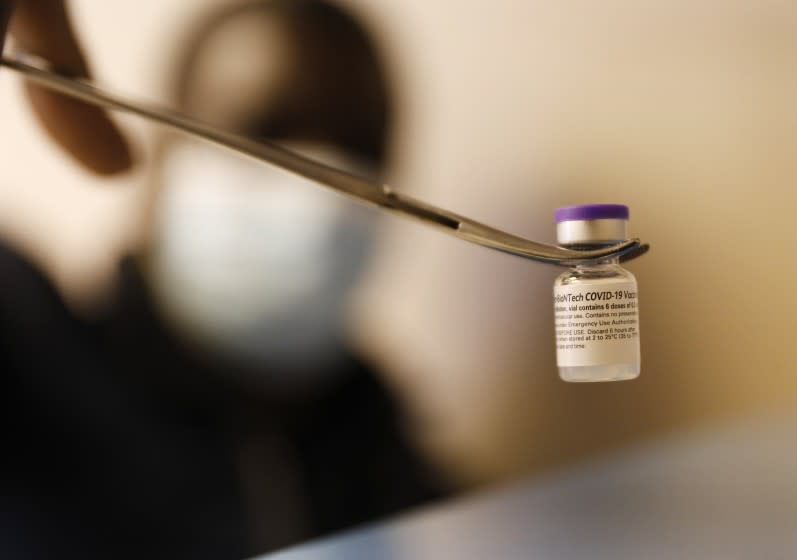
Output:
top-left (0, 54), bottom-right (649, 266)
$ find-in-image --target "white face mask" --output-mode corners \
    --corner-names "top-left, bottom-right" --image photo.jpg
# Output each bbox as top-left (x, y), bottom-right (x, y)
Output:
top-left (148, 140), bottom-right (375, 377)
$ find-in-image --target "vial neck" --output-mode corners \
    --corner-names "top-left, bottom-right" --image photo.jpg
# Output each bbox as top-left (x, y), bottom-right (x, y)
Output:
top-left (574, 256), bottom-right (620, 269)
top-left (562, 242), bottom-right (622, 269)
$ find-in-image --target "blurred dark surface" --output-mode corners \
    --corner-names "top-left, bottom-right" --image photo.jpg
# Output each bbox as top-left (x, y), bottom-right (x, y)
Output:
top-left (0, 243), bottom-right (443, 559)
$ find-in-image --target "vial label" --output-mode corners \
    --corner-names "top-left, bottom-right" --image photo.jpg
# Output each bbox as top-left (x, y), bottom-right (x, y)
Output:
top-left (553, 281), bottom-right (640, 367)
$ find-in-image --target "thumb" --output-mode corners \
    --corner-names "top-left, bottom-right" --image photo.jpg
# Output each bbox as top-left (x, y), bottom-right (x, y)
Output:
top-left (8, 0), bottom-right (133, 175)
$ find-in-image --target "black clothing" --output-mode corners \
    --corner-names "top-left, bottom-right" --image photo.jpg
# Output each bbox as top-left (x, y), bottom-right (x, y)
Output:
top-left (0, 244), bottom-right (442, 559)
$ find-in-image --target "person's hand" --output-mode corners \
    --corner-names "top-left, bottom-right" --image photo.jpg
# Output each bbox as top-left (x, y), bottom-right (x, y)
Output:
top-left (1, 0), bottom-right (132, 174)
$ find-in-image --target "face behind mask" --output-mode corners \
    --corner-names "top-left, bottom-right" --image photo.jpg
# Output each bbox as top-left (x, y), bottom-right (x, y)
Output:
top-left (149, 140), bottom-right (376, 380)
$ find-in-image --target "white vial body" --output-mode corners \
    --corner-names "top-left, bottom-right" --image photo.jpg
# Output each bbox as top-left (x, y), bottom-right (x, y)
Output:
top-left (553, 263), bottom-right (640, 382)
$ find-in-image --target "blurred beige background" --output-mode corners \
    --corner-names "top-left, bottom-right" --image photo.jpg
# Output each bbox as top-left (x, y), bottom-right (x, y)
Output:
top-left (1, 0), bottom-right (796, 485)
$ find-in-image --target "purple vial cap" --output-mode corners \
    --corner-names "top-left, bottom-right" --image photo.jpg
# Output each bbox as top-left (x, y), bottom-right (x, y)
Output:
top-left (555, 204), bottom-right (629, 223)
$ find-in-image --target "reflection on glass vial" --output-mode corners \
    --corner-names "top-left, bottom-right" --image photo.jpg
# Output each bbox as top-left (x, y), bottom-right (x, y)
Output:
top-left (553, 204), bottom-right (640, 382)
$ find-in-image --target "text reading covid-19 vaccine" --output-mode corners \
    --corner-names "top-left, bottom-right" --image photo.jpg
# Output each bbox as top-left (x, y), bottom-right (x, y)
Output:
top-left (553, 204), bottom-right (640, 382)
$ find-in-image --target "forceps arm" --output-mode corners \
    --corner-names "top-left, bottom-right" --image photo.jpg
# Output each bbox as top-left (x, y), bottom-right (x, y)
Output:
top-left (0, 54), bottom-right (647, 266)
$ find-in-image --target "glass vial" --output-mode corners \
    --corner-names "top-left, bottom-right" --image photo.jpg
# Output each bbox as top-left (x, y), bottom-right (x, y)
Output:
top-left (553, 204), bottom-right (640, 382)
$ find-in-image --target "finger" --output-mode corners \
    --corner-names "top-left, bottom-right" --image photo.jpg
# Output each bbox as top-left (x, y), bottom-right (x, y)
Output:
top-left (9, 0), bottom-right (133, 175)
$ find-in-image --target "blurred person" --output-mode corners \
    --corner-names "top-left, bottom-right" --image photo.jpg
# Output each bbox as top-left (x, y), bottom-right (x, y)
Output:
top-left (143, 0), bottom-right (386, 383)
top-left (0, 1), bottom-right (443, 559)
